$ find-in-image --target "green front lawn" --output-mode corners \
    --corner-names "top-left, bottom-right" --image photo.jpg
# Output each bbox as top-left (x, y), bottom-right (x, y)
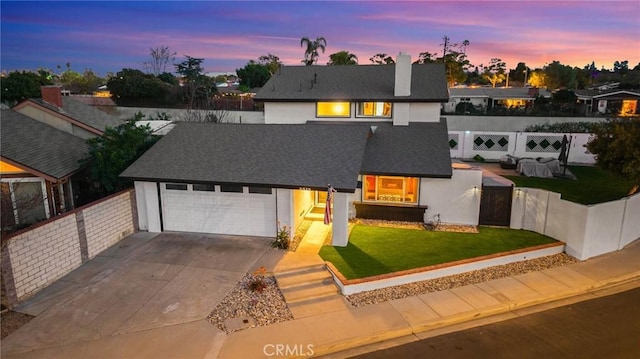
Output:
top-left (319, 225), bottom-right (557, 280)
top-left (505, 166), bottom-right (635, 205)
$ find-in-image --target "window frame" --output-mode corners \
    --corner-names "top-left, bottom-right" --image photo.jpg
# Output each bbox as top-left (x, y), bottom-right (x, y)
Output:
top-left (355, 102), bottom-right (393, 118)
top-left (193, 184), bottom-right (215, 192)
top-left (361, 175), bottom-right (419, 204)
top-left (165, 183), bottom-right (188, 191)
top-left (220, 184), bottom-right (244, 193)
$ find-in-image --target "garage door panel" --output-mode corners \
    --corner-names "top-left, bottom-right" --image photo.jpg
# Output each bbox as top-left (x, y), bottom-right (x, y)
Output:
top-left (161, 186), bottom-right (276, 237)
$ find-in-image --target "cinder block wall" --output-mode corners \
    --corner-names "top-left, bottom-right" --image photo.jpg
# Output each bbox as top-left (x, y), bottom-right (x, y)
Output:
top-left (84, 192), bottom-right (134, 259)
top-left (1, 189), bottom-right (136, 307)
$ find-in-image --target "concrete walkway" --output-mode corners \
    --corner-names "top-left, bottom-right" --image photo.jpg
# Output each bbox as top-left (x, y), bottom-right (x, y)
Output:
top-left (218, 239), bottom-right (640, 358)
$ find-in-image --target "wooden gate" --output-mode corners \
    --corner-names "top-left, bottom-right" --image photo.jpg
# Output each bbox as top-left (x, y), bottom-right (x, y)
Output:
top-left (479, 185), bottom-right (513, 226)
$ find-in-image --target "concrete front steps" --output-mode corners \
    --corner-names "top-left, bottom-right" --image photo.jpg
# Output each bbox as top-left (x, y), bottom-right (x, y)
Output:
top-left (274, 263), bottom-right (349, 318)
top-left (304, 206), bottom-right (326, 221)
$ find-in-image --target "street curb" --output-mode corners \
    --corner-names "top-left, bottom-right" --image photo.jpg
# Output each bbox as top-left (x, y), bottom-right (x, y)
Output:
top-left (308, 271), bottom-right (640, 358)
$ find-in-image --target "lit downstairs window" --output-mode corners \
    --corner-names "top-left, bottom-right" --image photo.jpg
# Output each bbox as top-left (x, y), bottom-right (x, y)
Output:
top-left (362, 175), bottom-right (418, 204)
top-left (357, 102), bottom-right (392, 118)
top-left (316, 102), bottom-right (350, 117)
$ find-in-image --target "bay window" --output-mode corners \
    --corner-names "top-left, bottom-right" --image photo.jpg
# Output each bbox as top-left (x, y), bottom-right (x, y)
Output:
top-left (362, 175), bottom-right (418, 204)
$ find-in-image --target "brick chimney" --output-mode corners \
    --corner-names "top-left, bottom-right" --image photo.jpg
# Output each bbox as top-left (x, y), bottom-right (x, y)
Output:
top-left (41, 86), bottom-right (63, 107)
top-left (394, 52), bottom-right (412, 97)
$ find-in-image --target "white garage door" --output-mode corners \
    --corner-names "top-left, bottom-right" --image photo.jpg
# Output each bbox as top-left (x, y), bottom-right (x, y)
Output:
top-left (160, 183), bottom-right (277, 237)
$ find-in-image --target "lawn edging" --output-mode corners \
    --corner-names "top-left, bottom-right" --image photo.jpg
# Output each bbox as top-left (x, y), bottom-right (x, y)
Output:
top-left (326, 242), bottom-right (565, 295)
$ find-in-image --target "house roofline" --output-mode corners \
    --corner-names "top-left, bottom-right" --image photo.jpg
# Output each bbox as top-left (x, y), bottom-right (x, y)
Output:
top-left (0, 156), bottom-right (65, 183)
top-left (120, 176), bottom-right (358, 193)
top-left (360, 171), bottom-right (452, 179)
top-left (255, 98), bottom-right (449, 103)
top-left (13, 100), bottom-right (105, 136)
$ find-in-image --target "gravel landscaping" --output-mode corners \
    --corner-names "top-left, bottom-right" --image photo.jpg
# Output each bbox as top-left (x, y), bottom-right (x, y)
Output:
top-left (207, 272), bottom-right (293, 333)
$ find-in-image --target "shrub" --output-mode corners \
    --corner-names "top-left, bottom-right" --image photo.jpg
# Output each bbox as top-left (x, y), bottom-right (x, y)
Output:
top-left (473, 154), bottom-right (485, 162)
top-left (272, 223), bottom-right (290, 250)
top-left (247, 266), bottom-right (268, 292)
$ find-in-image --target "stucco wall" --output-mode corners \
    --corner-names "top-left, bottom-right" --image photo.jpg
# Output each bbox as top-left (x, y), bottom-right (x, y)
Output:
top-left (1, 190), bottom-right (136, 306)
top-left (292, 189), bottom-right (314, 231)
top-left (419, 169), bottom-right (482, 225)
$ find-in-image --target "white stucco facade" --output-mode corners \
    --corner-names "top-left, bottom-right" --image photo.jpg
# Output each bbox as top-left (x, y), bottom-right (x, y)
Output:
top-left (419, 168), bottom-right (483, 225)
top-left (264, 102), bottom-right (441, 124)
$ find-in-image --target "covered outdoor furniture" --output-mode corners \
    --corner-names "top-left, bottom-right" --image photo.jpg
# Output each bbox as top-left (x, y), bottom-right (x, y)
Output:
top-left (499, 155), bottom-right (519, 169)
top-left (518, 159), bottom-right (554, 178)
top-left (538, 157), bottom-right (561, 173)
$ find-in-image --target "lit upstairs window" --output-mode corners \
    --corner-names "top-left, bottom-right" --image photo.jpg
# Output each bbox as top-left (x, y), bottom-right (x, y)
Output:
top-left (357, 102), bottom-right (392, 118)
top-left (317, 102), bottom-right (350, 117)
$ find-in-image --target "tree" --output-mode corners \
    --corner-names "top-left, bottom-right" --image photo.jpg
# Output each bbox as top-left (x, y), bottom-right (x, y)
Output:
top-left (369, 53), bottom-right (395, 65)
top-left (416, 37), bottom-right (471, 86)
top-left (509, 62), bottom-right (530, 85)
top-left (613, 60), bottom-right (629, 75)
top-left (258, 54), bottom-right (282, 75)
top-left (79, 113), bottom-right (160, 197)
top-left (174, 55), bottom-right (216, 109)
top-left (236, 60), bottom-right (271, 89)
top-left (482, 58), bottom-right (507, 88)
top-left (59, 68), bottom-right (104, 94)
top-left (528, 70), bottom-right (547, 88)
top-left (544, 61), bottom-right (577, 90)
top-left (1, 70), bottom-right (53, 105)
top-left (327, 50), bottom-right (358, 65)
top-left (587, 118), bottom-right (640, 194)
top-left (144, 46), bottom-right (177, 75)
top-left (107, 68), bottom-right (171, 106)
top-left (300, 36), bottom-right (326, 65)
top-left (413, 52), bottom-right (438, 64)
top-left (157, 72), bottom-right (179, 86)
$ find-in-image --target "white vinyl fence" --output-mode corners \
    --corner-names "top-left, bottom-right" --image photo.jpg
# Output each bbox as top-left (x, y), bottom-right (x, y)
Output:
top-left (510, 189), bottom-right (640, 260)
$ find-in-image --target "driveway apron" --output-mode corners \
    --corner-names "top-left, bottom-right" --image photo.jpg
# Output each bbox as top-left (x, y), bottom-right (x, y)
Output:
top-left (1, 231), bottom-right (275, 357)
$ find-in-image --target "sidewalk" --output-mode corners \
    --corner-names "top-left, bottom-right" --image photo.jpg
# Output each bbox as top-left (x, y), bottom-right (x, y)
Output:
top-left (218, 239), bottom-right (640, 358)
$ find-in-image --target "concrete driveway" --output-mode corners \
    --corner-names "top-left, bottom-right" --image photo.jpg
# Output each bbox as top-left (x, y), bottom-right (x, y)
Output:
top-left (1, 231), bottom-right (283, 358)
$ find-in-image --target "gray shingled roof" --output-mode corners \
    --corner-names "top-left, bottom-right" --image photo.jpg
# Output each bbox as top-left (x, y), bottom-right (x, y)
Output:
top-left (120, 123), bottom-right (371, 192)
top-left (1, 110), bottom-right (88, 180)
top-left (31, 97), bottom-right (122, 132)
top-left (254, 64), bottom-right (449, 102)
top-left (361, 120), bottom-right (452, 178)
top-left (121, 121), bottom-right (453, 191)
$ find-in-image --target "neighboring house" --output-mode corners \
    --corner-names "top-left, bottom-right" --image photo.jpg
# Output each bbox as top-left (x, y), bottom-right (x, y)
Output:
top-left (575, 89), bottom-right (640, 116)
top-left (122, 53), bottom-right (483, 246)
top-left (442, 87), bottom-right (552, 114)
top-left (70, 94), bottom-right (118, 115)
top-left (12, 86), bottom-right (123, 139)
top-left (0, 110), bottom-right (88, 232)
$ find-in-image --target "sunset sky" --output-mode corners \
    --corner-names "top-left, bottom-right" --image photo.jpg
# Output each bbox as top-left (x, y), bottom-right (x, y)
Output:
top-left (1, 1), bottom-right (638, 76)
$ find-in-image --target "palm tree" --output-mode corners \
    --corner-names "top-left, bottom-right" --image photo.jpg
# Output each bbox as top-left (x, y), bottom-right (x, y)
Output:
top-left (327, 51), bottom-right (358, 65)
top-left (300, 36), bottom-right (327, 66)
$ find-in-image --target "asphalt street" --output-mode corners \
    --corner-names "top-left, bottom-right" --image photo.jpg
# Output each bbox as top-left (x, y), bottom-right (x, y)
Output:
top-left (350, 287), bottom-right (640, 359)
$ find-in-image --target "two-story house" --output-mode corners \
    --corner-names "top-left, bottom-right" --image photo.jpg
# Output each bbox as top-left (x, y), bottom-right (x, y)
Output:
top-left (121, 53), bottom-right (483, 246)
